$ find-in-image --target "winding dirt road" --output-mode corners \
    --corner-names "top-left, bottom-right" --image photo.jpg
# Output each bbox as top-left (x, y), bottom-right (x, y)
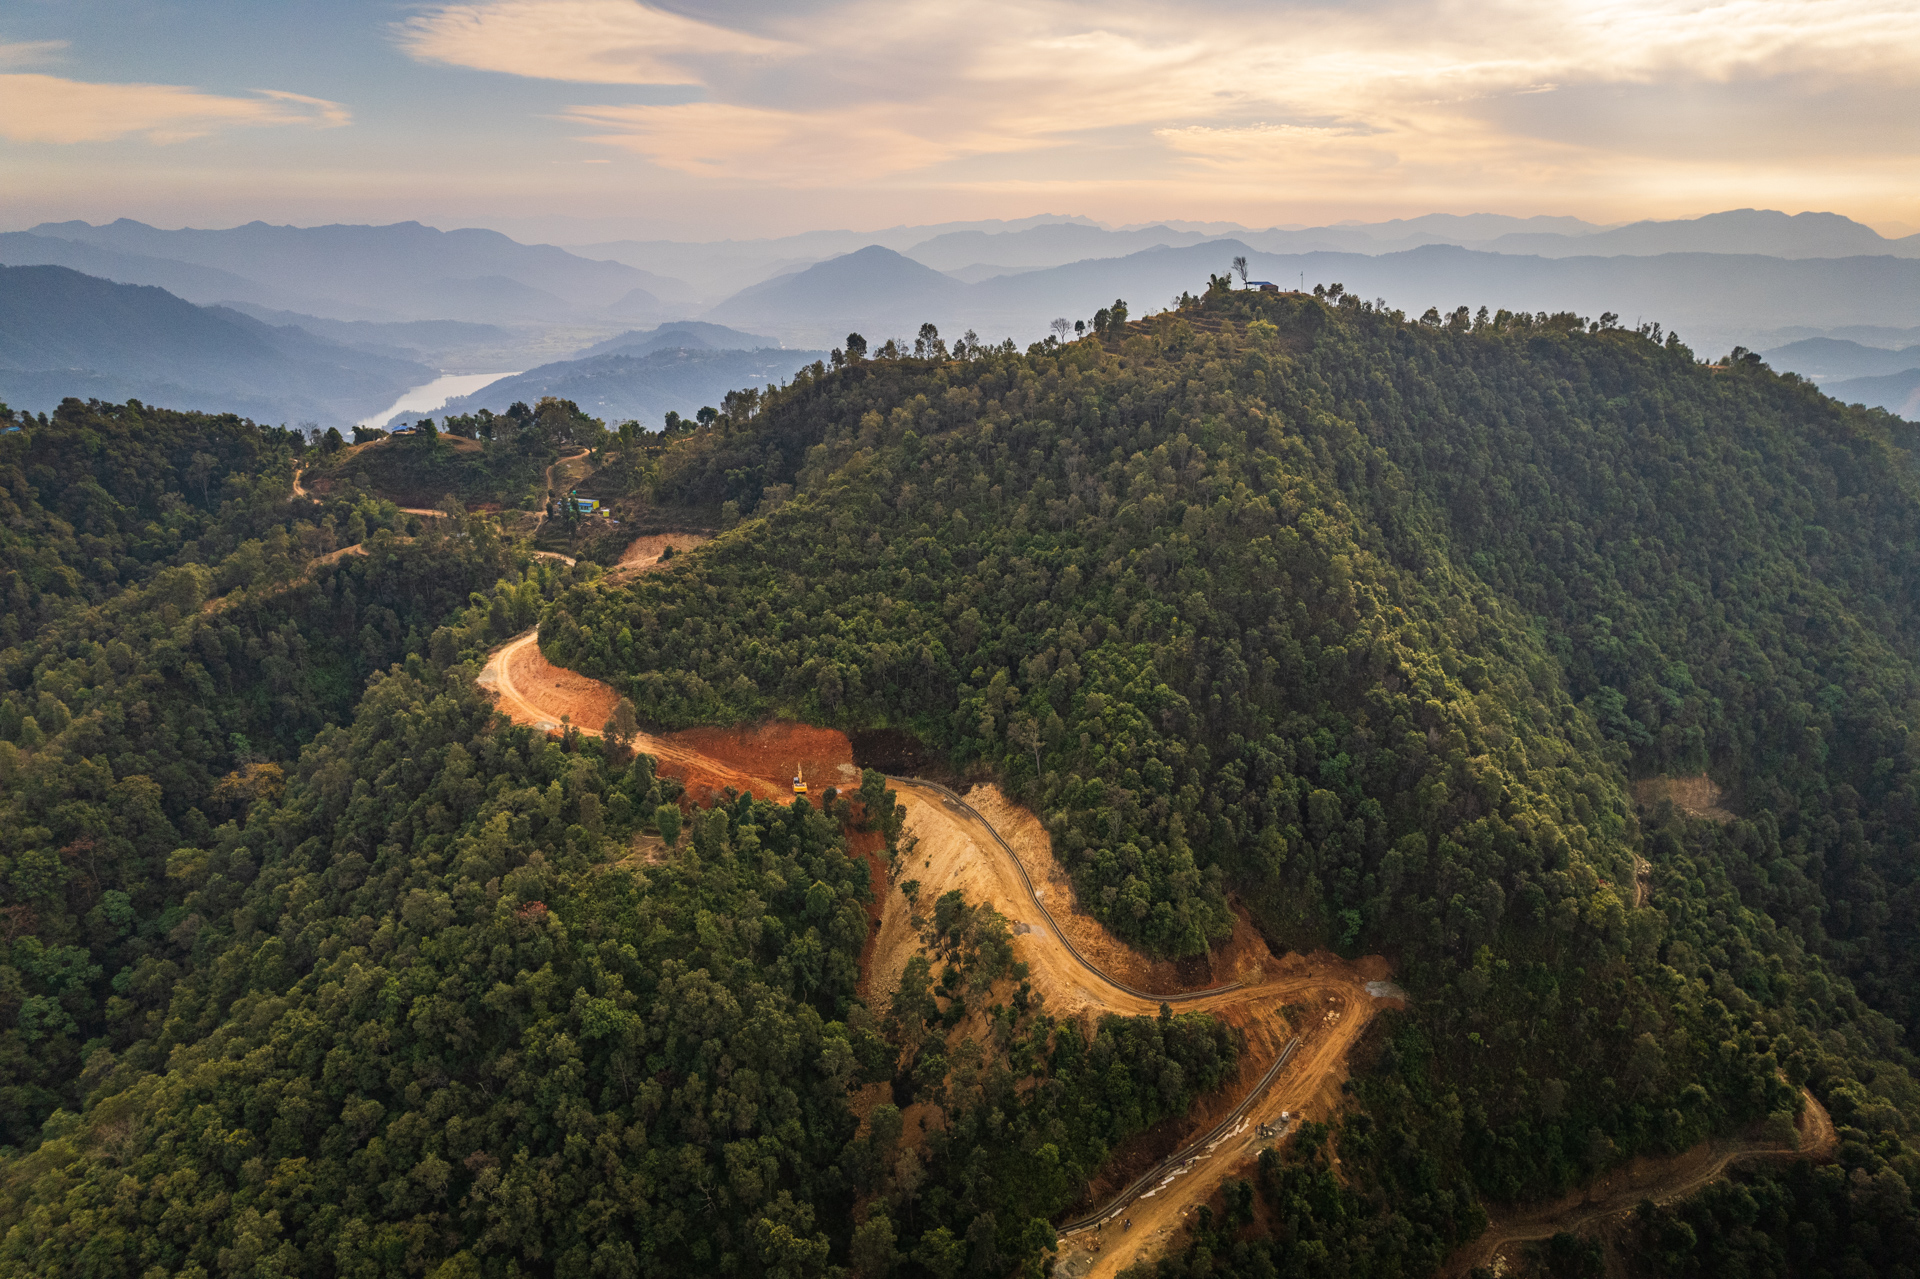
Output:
top-left (478, 629), bottom-right (775, 795)
top-left (470, 579), bottom-right (1842, 1276)
top-left (1445, 1089), bottom-right (1837, 1277)
top-left (476, 627), bottom-right (1399, 1276)
top-left (535, 450), bottom-right (593, 529)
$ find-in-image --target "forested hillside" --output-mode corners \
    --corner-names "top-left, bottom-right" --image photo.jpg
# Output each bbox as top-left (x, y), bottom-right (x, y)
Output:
top-left (303, 395), bottom-right (595, 511)
top-left (0, 397), bottom-right (1237, 1278)
top-left (545, 284), bottom-right (1920, 1274)
top-left (4, 276), bottom-right (1920, 1279)
top-left (0, 397), bottom-right (541, 1143)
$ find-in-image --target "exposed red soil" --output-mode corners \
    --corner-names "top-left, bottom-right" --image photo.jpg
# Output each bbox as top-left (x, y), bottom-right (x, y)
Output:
top-left (480, 633), bottom-right (778, 806)
top-left (505, 633), bottom-right (622, 731)
top-left (476, 631), bottom-right (1399, 1278)
top-left (665, 762), bottom-right (773, 807)
top-left (665, 722), bottom-right (863, 796)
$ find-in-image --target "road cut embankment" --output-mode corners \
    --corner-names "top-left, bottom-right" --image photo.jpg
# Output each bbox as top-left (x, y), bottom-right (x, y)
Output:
top-left (477, 627), bottom-right (1400, 1278)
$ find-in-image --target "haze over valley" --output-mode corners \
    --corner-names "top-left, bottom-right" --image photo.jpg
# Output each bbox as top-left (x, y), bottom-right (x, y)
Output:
top-left (6, 207), bottom-right (1920, 428)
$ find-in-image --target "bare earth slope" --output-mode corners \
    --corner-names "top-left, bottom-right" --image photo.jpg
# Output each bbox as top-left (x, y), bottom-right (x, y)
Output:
top-left (477, 623), bottom-right (1398, 1273)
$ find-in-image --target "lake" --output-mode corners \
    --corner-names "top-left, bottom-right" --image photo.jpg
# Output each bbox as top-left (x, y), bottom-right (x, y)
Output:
top-left (361, 372), bottom-right (519, 427)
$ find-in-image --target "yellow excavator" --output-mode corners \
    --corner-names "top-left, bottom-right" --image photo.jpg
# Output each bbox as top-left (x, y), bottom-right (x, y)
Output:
top-left (792, 765), bottom-right (808, 797)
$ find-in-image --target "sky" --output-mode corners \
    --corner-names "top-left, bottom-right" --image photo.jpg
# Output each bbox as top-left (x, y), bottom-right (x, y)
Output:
top-left (3, 0), bottom-right (1917, 242)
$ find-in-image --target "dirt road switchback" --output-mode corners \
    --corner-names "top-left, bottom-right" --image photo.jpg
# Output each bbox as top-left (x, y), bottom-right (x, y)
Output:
top-left (477, 628), bottom-right (1403, 1276)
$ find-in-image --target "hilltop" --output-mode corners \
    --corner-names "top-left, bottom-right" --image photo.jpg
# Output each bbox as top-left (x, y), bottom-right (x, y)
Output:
top-left (546, 284), bottom-right (1920, 1273)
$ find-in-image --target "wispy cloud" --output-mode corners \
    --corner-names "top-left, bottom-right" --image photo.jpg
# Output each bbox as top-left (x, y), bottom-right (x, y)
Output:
top-left (0, 39), bottom-right (67, 70)
top-left (0, 75), bottom-right (352, 144)
top-left (563, 101), bottom-right (942, 182)
top-left (390, 0), bottom-right (1920, 217)
top-left (396, 0), bottom-right (790, 85)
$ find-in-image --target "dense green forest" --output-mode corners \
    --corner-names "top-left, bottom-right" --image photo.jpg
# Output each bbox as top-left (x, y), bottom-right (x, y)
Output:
top-left (308, 397), bottom-right (606, 511)
top-left (0, 395), bottom-right (1245, 1278)
top-left (543, 285), bottom-right (1920, 1274)
top-left (4, 272), bottom-right (1920, 1278)
top-left (0, 397), bottom-right (561, 1146)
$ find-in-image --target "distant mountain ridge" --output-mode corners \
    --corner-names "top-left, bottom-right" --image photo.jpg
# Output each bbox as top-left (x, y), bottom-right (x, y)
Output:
top-left (437, 344), bottom-right (827, 428)
top-left (571, 321), bottom-right (781, 361)
top-left (0, 264), bottom-right (432, 426)
top-left (1477, 209), bottom-right (1920, 260)
top-left (22, 219), bottom-right (667, 322)
top-left (1826, 369), bottom-right (1920, 419)
top-left (705, 246), bottom-right (964, 340)
top-left (216, 304), bottom-right (511, 363)
top-left (693, 240), bottom-right (1920, 353)
top-left (892, 209), bottom-right (1920, 281)
top-left (13, 209), bottom-right (1911, 339)
top-left (1761, 337), bottom-right (1920, 383)
top-left (0, 231), bottom-right (289, 309)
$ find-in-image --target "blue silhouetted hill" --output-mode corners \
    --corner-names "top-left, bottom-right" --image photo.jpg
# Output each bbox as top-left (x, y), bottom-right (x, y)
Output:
top-left (0, 264), bottom-right (432, 426)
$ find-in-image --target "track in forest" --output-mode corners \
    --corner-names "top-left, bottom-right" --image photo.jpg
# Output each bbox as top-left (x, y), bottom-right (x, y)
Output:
top-left (477, 631), bottom-right (1388, 1278)
top-left (891, 778), bottom-right (1241, 1004)
top-left (1058, 1035), bottom-right (1302, 1236)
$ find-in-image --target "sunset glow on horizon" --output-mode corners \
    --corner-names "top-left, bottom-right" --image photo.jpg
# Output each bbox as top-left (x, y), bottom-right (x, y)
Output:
top-left (3, 0), bottom-right (1916, 238)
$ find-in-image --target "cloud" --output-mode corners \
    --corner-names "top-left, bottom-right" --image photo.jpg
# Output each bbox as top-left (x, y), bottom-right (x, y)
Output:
top-left (395, 0), bottom-right (1920, 218)
top-left (563, 101), bottom-right (949, 182)
top-left (255, 90), bottom-right (354, 129)
top-left (397, 0), bottom-right (790, 85)
top-left (0, 39), bottom-right (67, 69)
top-left (0, 75), bottom-right (351, 144)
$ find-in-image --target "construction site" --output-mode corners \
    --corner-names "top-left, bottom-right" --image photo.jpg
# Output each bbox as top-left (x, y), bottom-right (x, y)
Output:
top-left (476, 566), bottom-right (1403, 1276)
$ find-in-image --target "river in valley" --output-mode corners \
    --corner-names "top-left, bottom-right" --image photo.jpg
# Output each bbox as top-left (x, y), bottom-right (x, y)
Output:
top-left (360, 371), bottom-right (519, 427)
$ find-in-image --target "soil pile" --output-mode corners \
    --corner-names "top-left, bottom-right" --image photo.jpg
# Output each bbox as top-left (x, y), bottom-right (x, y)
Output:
top-left (612, 532), bottom-right (709, 577)
top-left (1632, 774), bottom-right (1736, 823)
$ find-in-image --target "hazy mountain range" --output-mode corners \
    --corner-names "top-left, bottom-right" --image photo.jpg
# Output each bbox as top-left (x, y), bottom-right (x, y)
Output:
top-left (0, 264), bottom-right (432, 427)
top-left (6, 208), bottom-right (1919, 427)
top-left (570, 321), bottom-right (779, 361)
top-left (2, 219), bottom-right (678, 323)
top-left (8, 208), bottom-right (1914, 327)
top-left (431, 337), bottom-right (826, 429)
top-left (214, 305), bottom-right (513, 366)
top-left (884, 209), bottom-right (1920, 281)
top-left (1759, 337), bottom-right (1920, 418)
top-left (703, 240), bottom-right (1920, 354)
